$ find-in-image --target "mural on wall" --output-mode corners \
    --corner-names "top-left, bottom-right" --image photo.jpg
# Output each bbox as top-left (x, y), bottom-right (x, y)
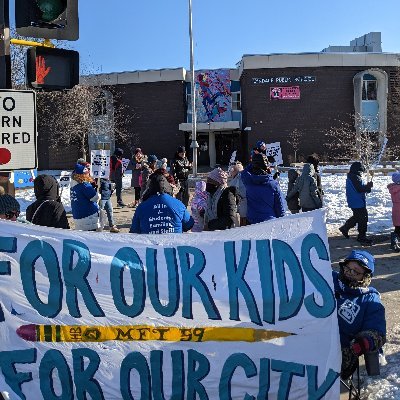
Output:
top-left (195, 69), bottom-right (231, 122)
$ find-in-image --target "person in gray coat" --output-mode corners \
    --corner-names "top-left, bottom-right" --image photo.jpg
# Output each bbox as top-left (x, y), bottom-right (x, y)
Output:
top-left (286, 163), bottom-right (322, 212)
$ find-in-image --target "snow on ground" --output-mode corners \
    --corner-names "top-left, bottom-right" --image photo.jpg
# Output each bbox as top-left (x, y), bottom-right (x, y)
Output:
top-left (12, 167), bottom-right (399, 399)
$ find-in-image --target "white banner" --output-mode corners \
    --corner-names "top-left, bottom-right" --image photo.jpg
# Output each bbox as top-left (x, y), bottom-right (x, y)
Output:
top-left (0, 210), bottom-right (340, 399)
top-left (90, 150), bottom-right (110, 179)
top-left (266, 142), bottom-right (283, 166)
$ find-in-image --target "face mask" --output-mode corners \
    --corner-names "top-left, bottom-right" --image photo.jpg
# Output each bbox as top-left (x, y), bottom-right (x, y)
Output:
top-left (206, 183), bottom-right (217, 194)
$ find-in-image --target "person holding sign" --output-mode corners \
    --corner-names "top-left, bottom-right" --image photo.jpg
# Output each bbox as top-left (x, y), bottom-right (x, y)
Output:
top-left (333, 250), bottom-right (386, 379)
top-left (110, 148), bottom-right (126, 207)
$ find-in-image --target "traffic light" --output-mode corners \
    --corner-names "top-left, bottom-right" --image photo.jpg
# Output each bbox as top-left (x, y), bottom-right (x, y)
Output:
top-left (15, 0), bottom-right (79, 41)
top-left (26, 46), bottom-right (79, 90)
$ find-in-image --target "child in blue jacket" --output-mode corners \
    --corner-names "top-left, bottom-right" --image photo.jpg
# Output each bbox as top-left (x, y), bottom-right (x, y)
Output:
top-left (333, 250), bottom-right (386, 379)
top-left (99, 178), bottom-right (119, 233)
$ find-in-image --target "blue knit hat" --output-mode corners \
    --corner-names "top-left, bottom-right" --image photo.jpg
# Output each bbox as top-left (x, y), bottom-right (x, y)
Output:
top-left (148, 155), bottom-right (158, 163)
top-left (74, 163), bottom-right (89, 174)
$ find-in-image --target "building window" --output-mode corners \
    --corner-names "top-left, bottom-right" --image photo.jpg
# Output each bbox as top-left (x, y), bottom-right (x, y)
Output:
top-left (232, 91), bottom-right (241, 110)
top-left (362, 75), bottom-right (377, 100)
top-left (93, 92), bottom-right (107, 116)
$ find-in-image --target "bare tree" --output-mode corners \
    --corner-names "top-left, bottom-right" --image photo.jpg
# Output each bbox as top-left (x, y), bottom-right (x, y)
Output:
top-left (287, 128), bottom-right (303, 163)
top-left (325, 113), bottom-right (386, 171)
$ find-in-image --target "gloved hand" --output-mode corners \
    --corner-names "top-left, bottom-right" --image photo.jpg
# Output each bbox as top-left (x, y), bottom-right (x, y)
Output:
top-left (367, 181), bottom-right (373, 188)
top-left (350, 336), bottom-right (373, 356)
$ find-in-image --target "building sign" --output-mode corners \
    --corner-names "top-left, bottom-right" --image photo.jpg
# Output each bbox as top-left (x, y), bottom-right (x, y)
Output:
top-left (253, 76), bottom-right (316, 85)
top-left (0, 90), bottom-right (37, 171)
top-left (270, 86), bottom-right (301, 100)
top-left (0, 211), bottom-right (341, 399)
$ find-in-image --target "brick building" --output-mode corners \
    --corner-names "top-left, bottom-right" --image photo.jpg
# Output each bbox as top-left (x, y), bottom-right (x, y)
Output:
top-left (38, 32), bottom-right (400, 169)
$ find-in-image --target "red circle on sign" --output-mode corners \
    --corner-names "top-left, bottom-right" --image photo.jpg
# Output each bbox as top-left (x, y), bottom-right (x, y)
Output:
top-left (0, 148), bottom-right (12, 165)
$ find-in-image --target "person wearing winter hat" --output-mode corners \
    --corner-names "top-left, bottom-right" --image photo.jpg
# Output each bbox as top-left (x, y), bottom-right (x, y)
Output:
top-left (190, 181), bottom-right (208, 232)
top-left (26, 174), bottom-right (69, 229)
top-left (228, 161), bottom-right (247, 226)
top-left (172, 146), bottom-right (192, 207)
top-left (339, 161), bottom-right (373, 245)
top-left (140, 154), bottom-right (158, 198)
top-left (204, 167), bottom-right (237, 231)
top-left (128, 148), bottom-right (145, 207)
top-left (70, 163), bottom-right (101, 231)
top-left (387, 172), bottom-right (400, 251)
top-left (0, 187), bottom-right (21, 221)
top-left (306, 153), bottom-right (323, 199)
top-left (333, 250), bottom-right (386, 379)
top-left (241, 153), bottom-right (285, 224)
top-left (110, 148), bottom-right (125, 207)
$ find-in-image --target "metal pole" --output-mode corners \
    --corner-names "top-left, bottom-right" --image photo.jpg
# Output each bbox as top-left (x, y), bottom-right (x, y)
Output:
top-left (188, 0), bottom-right (198, 176)
top-left (0, 0), bottom-right (11, 89)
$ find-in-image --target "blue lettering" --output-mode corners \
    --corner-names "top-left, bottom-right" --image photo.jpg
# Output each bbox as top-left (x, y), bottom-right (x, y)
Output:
top-left (271, 359), bottom-right (305, 400)
top-left (219, 353), bottom-right (257, 400)
top-left (39, 350), bottom-right (73, 400)
top-left (20, 240), bottom-right (62, 318)
top-left (257, 358), bottom-right (270, 400)
top-left (178, 246), bottom-right (220, 320)
top-left (272, 240), bottom-right (305, 321)
top-left (111, 247), bottom-right (145, 318)
top-left (120, 352), bottom-right (151, 400)
top-left (307, 365), bottom-right (339, 400)
top-left (256, 240), bottom-right (275, 324)
top-left (0, 236), bottom-right (16, 321)
top-left (62, 240), bottom-right (104, 318)
top-left (301, 234), bottom-right (336, 318)
top-left (147, 248), bottom-right (179, 317)
top-left (187, 349), bottom-right (210, 400)
top-left (0, 349), bottom-right (36, 400)
top-left (225, 241), bottom-right (261, 325)
top-left (72, 348), bottom-right (104, 400)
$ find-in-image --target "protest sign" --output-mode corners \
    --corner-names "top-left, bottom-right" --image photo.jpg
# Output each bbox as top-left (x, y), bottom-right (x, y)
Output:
top-left (12, 169), bottom-right (37, 189)
top-left (0, 210), bottom-right (340, 399)
top-left (121, 158), bottom-right (130, 173)
top-left (266, 142), bottom-right (283, 165)
top-left (90, 150), bottom-right (110, 179)
top-left (58, 171), bottom-right (71, 189)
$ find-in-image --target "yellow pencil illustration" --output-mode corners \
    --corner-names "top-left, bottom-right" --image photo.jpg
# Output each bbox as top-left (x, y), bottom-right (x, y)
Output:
top-left (16, 324), bottom-right (294, 343)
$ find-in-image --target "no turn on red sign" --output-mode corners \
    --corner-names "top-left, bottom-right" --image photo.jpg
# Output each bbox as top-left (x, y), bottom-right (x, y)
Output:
top-left (0, 90), bottom-right (37, 171)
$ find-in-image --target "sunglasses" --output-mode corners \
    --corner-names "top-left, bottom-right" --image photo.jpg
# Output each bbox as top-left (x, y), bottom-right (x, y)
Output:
top-left (5, 210), bottom-right (20, 220)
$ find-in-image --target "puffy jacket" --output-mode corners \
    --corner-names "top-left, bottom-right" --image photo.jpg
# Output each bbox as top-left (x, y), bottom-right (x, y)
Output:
top-left (333, 271), bottom-right (386, 348)
top-left (388, 183), bottom-right (400, 226)
top-left (130, 193), bottom-right (194, 234)
top-left (172, 155), bottom-right (192, 181)
top-left (228, 173), bottom-right (247, 218)
top-left (346, 162), bottom-right (371, 209)
top-left (99, 179), bottom-right (114, 201)
top-left (70, 178), bottom-right (100, 231)
top-left (286, 169), bottom-right (300, 212)
top-left (287, 164), bottom-right (322, 210)
top-left (207, 187), bottom-right (237, 231)
top-left (26, 174), bottom-right (70, 229)
top-left (241, 165), bottom-right (285, 224)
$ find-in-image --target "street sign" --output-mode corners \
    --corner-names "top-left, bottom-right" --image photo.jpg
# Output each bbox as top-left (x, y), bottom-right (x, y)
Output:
top-left (0, 90), bottom-right (37, 170)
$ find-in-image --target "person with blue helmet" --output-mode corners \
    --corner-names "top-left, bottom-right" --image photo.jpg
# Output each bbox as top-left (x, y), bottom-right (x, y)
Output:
top-left (333, 249), bottom-right (386, 379)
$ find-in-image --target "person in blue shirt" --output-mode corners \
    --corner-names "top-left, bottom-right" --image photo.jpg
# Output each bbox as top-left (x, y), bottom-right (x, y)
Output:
top-left (340, 161), bottom-right (373, 245)
top-left (333, 250), bottom-right (386, 379)
top-left (130, 174), bottom-right (194, 234)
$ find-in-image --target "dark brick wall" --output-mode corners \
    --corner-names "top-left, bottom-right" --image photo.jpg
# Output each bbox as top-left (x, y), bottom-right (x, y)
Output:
top-left (241, 66), bottom-right (400, 163)
top-left (112, 81), bottom-right (186, 161)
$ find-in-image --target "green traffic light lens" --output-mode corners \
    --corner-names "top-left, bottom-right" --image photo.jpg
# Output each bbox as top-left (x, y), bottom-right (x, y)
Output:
top-left (36, 0), bottom-right (67, 22)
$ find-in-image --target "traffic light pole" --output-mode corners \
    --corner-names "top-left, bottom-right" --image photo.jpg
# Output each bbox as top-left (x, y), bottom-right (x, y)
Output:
top-left (0, 0), bottom-right (12, 89)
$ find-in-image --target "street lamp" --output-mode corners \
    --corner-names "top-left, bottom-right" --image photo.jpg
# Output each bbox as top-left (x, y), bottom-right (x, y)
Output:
top-left (188, 0), bottom-right (198, 176)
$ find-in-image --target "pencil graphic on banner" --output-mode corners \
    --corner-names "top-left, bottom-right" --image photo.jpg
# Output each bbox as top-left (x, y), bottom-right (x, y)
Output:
top-left (16, 324), bottom-right (294, 343)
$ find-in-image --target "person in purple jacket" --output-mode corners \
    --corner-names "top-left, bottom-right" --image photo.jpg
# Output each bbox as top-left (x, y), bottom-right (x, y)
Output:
top-left (241, 153), bottom-right (285, 224)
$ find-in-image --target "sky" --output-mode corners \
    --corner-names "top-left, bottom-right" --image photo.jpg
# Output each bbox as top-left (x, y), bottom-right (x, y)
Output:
top-left (9, 0), bottom-right (400, 74)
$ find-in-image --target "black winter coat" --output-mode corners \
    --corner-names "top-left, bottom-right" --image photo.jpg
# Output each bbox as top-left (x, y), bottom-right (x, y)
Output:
top-left (172, 155), bottom-right (192, 181)
top-left (207, 187), bottom-right (237, 231)
top-left (26, 175), bottom-right (70, 229)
